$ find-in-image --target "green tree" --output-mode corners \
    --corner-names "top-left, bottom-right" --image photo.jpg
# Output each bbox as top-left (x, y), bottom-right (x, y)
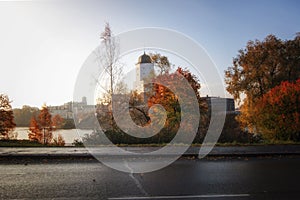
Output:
top-left (0, 94), bottom-right (16, 139)
top-left (225, 34), bottom-right (300, 134)
top-left (13, 105), bottom-right (39, 127)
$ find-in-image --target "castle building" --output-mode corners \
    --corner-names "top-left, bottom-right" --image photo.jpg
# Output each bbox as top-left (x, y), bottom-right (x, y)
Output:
top-left (134, 52), bottom-right (154, 94)
top-left (48, 97), bottom-right (95, 119)
top-left (201, 96), bottom-right (236, 114)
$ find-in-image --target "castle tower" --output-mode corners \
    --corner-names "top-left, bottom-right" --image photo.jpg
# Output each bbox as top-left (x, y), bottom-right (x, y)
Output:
top-left (81, 96), bottom-right (87, 105)
top-left (135, 52), bottom-right (154, 94)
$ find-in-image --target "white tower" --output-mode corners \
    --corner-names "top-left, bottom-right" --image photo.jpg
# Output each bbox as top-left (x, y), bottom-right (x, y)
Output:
top-left (135, 52), bottom-right (154, 94)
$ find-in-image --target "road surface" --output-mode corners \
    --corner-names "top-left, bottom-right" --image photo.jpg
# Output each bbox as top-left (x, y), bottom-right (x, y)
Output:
top-left (0, 156), bottom-right (300, 199)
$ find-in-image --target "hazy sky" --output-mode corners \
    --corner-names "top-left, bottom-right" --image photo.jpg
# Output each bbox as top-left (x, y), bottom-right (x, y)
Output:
top-left (0, 0), bottom-right (299, 108)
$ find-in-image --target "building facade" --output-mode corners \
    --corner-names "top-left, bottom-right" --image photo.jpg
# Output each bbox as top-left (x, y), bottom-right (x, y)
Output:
top-left (201, 96), bottom-right (235, 114)
top-left (134, 52), bottom-right (154, 94)
top-left (48, 97), bottom-right (95, 119)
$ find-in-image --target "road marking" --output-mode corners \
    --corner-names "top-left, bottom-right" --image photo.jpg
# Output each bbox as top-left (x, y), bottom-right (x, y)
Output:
top-left (0, 173), bottom-right (26, 175)
top-left (124, 160), bottom-right (149, 196)
top-left (109, 194), bottom-right (250, 200)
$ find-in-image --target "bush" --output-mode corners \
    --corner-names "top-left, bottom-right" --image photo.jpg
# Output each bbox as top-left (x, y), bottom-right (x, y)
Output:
top-left (72, 139), bottom-right (84, 147)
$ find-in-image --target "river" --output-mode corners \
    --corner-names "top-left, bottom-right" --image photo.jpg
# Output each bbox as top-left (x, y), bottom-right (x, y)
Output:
top-left (14, 127), bottom-right (93, 145)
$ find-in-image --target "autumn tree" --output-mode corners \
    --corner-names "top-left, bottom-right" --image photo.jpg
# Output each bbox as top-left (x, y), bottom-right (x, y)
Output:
top-left (147, 67), bottom-right (206, 143)
top-left (97, 23), bottom-right (124, 130)
top-left (176, 68), bottom-right (209, 141)
top-left (28, 105), bottom-right (65, 145)
top-left (128, 90), bottom-right (150, 126)
top-left (28, 116), bottom-right (42, 143)
top-left (38, 105), bottom-right (53, 144)
top-left (0, 94), bottom-right (16, 140)
top-left (147, 75), bottom-right (180, 143)
top-left (225, 34), bottom-right (300, 102)
top-left (225, 34), bottom-right (300, 134)
top-left (150, 53), bottom-right (172, 75)
top-left (148, 67), bottom-right (203, 109)
top-left (52, 114), bottom-right (64, 129)
top-left (176, 67), bottom-right (202, 102)
top-left (53, 134), bottom-right (65, 146)
top-left (92, 65), bottom-right (206, 144)
top-left (252, 79), bottom-right (300, 141)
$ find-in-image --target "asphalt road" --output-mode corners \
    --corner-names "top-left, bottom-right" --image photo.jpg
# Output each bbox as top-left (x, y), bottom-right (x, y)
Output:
top-left (0, 156), bottom-right (300, 200)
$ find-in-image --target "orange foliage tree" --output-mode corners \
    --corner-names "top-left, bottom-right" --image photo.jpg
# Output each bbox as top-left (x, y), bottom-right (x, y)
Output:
top-left (147, 67), bottom-right (207, 143)
top-left (52, 114), bottom-right (64, 129)
top-left (53, 134), bottom-right (65, 146)
top-left (0, 94), bottom-right (16, 140)
top-left (253, 79), bottom-right (300, 141)
top-left (226, 34), bottom-right (300, 139)
top-left (28, 105), bottom-right (64, 145)
top-left (28, 116), bottom-right (42, 143)
top-left (147, 73), bottom-right (181, 142)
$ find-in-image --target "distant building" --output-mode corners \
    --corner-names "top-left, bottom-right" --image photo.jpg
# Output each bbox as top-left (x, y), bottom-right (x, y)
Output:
top-left (201, 96), bottom-right (235, 114)
top-left (134, 52), bottom-right (154, 101)
top-left (48, 97), bottom-right (95, 119)
top-left (48, 102), bottom-right (73, 119)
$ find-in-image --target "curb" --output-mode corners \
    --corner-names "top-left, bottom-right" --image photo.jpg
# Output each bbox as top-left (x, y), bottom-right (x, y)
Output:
top-left (1, 152), bottom-right (300, 159)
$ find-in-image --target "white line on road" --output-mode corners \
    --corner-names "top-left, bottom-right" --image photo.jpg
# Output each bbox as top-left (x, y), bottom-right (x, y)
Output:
top-left (108, 194), bottom-right (250, 200)
top-left (0, 173), bottom-right (26, 175)
top-left (123, 160), bottom-right (149, 196)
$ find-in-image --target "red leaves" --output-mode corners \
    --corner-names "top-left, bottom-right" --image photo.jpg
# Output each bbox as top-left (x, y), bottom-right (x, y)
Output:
top-left (255, 78), bottom-right (300, 140)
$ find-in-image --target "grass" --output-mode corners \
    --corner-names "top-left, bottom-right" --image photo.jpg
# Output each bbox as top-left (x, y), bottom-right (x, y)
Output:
top-left (116, 140), bottom-right (300, 147)
top-left (0, 140), bottom-right (65, 147)
top-left (85, 141), bottom-right (300, 148)
top-left (1, 139), bottom-right (300, 147)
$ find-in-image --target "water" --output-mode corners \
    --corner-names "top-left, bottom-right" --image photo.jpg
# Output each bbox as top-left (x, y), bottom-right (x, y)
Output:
top-left (14, 127), bottom-right (93, 145)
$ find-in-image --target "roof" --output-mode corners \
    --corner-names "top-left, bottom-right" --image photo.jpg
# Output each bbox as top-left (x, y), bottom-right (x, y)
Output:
top-left (137, 52), bottom-right (152, 64)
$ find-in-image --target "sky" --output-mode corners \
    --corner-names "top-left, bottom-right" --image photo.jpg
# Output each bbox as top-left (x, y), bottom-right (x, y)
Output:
top-left (0, 0), bottom-right (299, 108)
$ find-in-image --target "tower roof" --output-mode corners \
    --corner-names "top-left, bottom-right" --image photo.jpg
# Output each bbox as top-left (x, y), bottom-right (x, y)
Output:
top-left (137, 52), bottom-right (152, 64)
